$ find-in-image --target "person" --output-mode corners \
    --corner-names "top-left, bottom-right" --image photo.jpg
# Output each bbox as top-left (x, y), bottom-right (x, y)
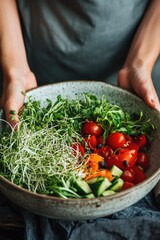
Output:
top-left (0, 1), bottom-right (160, 240)
top-left (0, 0), bottom-right (160, 128)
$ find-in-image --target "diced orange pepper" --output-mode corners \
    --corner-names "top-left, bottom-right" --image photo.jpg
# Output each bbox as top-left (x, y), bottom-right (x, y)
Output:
top-left (83, 153), bottom-right (113, 181)
top-left (85, 169), bottom-right (113, 181)
top-left (85, 153), bottom-right (104, 172)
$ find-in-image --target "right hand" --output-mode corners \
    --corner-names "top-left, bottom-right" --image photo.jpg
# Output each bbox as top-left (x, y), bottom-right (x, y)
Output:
top-left (0, 68), bottom-right (37, 128)
top-left (118, 63), bottom-right (160, 111)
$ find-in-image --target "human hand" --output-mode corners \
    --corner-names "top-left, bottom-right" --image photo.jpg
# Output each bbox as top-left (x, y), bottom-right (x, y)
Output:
top-left (0, 69), bottom-right (37, 128)
top-left (118, 0), bottom-right (160, 112)
top-left (118, 63), bottom-right (160, 111)
top-left (0, 0), bottom-right (37, 128)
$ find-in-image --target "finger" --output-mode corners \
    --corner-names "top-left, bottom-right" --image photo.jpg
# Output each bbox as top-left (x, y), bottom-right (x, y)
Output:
top-left (4, 99), bottom-right (21, 129)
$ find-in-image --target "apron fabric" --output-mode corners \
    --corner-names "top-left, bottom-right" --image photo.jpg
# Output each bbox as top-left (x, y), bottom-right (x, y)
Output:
top-left (17, 0), bottom-right (149, 84)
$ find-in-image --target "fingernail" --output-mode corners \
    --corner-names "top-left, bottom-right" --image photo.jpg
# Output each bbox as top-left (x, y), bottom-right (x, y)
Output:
top-left (151, 99), bottom-right (160, 111)
top-left (150, 98), bottom-right (156, 106)
top-left (11, 121), bottom-right (19, 130)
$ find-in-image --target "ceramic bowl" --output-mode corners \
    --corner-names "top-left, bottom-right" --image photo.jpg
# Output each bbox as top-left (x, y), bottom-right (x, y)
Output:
top-left (0, 81), bottom-right (160, 220)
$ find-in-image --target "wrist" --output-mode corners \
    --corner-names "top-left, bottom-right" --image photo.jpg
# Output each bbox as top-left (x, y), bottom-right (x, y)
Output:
top-left (124, 0), bottom-right (160, 72)
top-left (2, 65), bottom-right (37, 92)
top-left (124, 50), bottom-right (156, 74)
top-left (0, 39), bottom-right (29, 73)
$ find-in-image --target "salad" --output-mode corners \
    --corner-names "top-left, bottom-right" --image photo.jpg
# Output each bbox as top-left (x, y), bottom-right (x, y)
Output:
top-left (0, 93), bottom-right (154, 199)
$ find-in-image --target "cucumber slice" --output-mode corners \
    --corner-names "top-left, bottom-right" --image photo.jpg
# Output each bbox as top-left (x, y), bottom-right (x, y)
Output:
top-left (74, 180), bottom-right (92, 195)
top-left (109, 178), bottom-right (124, 191)
top-left (101, 190), bottom-right (116, 197)
top-left (86, 176), bottom-right (105, 185)
top-left (90, 178), bottom-right (112, 197)
top-left (83, 193), bottom-right (95, 198)
top-left (110, 165), bottom-right (123, 177)
top-left (111, 175), bottom-right (119, 183)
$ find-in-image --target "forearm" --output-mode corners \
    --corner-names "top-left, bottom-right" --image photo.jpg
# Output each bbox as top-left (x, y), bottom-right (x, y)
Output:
top-left (0, 0), bottom-right (29, 74)
top-left (125, 0), bottom-right (160, 72)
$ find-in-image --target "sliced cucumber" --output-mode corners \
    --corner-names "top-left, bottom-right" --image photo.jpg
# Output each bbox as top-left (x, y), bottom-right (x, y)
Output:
top-left (101, 190), bottom-right (116, 197)
top-left (110, 165), bottom-right (123, 177)
top-left (86, 176), bottom-right (104, 185)
top-left (111, 175), bottom-right (119, 183)
top-left (109, 178), bottom-right (124, 191)
top-left (74, 180), bottom-right (92, 195)
top-left (83, 193), bottom-right (95, 198)
top-left (90, 178), bottom-right (112, 197)
top-left (86, 177), bottom-right (99, 185)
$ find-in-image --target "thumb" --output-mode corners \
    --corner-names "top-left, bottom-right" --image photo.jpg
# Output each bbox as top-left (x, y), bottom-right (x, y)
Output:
top-left (4, 99), bottom-right (22, 129)
top-left (137, 78), bottom-right (160, 111)
top-left (118, 68), bottom-right (160, 111)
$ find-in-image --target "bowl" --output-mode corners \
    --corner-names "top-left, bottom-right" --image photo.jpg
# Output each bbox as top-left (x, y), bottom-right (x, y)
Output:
top-left (0, 81), bottom-right (160, 220)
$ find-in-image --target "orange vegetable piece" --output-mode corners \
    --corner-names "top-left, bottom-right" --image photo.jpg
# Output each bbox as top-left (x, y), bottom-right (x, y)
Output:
top-left (84, 153), bottom-right (113, 181)
top-left (86, 154), bottom-right (104, 172)
top-left (85, 169), bottom-right (113, 181)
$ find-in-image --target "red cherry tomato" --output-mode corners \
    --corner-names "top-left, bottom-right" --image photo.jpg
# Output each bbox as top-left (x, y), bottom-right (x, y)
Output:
top-left (96, 146), bottom-right (113, 158)
top-left (106, 154), bottom-right (118, 169)
top-left (124, 134), bottom-right (133, 143)
top-left (85, 135), bottom-right (98, 149)
top-left (82, 121), bottom-right (103, 137)
top-left (107, 132), bottom-right (126, 150)
top-left (122, 182), bottom-right (134, 190)
top-left (121, 169), bottom-right (134, 182)
top-left (71, 143), bottom-right (85, 156)
top-left (117, 149), bottom-right (138, 170)
top-left (97, 136), bottom-right (106, 145)
top-left (132, 165), bottom-right (146, 184)
top-left (133, 134), bottom-right (147, 148)
top-left (127, 142), bottom-right (139, 151)
top-left (136, 152), bottom-right (149, 170)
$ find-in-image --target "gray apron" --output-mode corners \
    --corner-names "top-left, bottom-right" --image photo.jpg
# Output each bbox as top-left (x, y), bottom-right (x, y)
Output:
top-left (16, 1), bottom-right (153, 82)
top-left (1, 0), bottom-right (160, 97)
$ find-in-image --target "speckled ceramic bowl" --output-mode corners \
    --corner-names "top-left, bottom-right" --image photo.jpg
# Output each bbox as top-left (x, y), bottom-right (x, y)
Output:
top-left (0, 81), bottom-right (160, 220)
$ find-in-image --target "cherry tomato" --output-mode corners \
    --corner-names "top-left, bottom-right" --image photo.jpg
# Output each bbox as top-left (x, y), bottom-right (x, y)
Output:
top-left (95, 146), bottom-right (113, 158)
top-left (117, 149), bottom-right (138, 170)
top-left (127, 142), bottom-right (139, 151)
top-left (133, 134), bottom-right (147, 148)
top-left (132, 165), bottom-right (146, 184)
top-left (97, 135), bottom-right (106, 145)
top-left (136, 152), bottom-right (149, 170)
top-left (121, 169), bottom-right (134, 182)
top-left (124, 134), bottom-right (133, 143)
top-left (85, 135), bottom-right (98, 149)
top-left (122, 182), bottom-right (134, 190)
top-left (82, 121), bottom-right (103, 137)
top-left (107, 132), bottom-right (126, 150)
top-left (106, 154), bottom-right (118, 169)
top-left (71, 143), bottom-right (85, 156)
